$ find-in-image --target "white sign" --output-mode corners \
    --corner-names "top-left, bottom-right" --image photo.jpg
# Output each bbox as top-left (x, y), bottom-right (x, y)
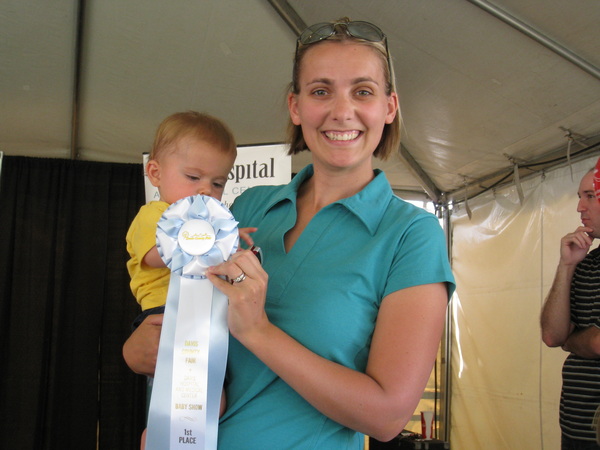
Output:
top-left (143, 144), bottom-right (291, 207)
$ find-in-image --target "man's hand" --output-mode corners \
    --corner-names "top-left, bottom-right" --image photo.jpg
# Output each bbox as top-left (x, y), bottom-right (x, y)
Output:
top-left (541, 226), bottom-right (593, 348)
top-left (560, 226), bottom-right (594, 267)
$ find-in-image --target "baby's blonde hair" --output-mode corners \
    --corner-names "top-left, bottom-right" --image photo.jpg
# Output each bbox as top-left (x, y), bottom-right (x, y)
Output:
top-left (150, 111), bottom-right (236, 161)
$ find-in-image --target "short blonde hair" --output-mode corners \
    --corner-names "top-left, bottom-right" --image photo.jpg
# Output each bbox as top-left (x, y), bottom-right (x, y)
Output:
top-left (286, 18), bottom-right (401, 161)
top-left (150, 111), bottom-right (237, 161)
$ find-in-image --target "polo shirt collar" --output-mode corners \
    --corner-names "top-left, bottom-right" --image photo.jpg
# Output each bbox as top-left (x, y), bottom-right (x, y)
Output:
top-left (263, 164), bottom-right (392, 235)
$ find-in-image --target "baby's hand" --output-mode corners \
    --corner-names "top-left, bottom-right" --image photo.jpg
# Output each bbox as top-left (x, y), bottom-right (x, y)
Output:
top-left (239, 227), bottom-right (258, 249)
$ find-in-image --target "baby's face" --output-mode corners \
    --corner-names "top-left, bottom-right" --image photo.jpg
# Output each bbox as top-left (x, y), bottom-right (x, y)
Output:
top-left (156, 137), bottom-right (235, 204)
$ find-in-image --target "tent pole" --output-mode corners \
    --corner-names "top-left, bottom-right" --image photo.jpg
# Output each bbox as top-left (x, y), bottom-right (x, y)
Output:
top-left (467, 0), bottom-right (600, 81)
top-left (400, 145), bottom-right (441, 203)
top-left (266, 0), bottom-right (306, 36)
top-left (70, 0), bottom-right (86, 160)
top-left (439, 200), bottom-right (453, 443)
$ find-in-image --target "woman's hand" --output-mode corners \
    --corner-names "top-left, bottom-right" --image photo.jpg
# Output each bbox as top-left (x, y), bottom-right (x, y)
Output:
top-left (122, 313), bottom-right (163, 377)
top-left (206, 249), bottom-right (269, 343)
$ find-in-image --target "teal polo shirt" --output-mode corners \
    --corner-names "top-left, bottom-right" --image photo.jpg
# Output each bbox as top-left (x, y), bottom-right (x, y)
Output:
top-left (219, 165), bottom-right (455, 449)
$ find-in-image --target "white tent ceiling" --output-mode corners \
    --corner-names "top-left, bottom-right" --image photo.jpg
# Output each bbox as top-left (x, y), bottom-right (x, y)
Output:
top-left (2, 0), bottom-right (599, 203)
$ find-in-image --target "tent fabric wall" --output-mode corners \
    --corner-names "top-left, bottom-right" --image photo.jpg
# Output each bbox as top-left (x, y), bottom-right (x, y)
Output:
top-left (0, 156), bottom-right (147, 449)
top-left (449, 155), bottom-right (599, 449)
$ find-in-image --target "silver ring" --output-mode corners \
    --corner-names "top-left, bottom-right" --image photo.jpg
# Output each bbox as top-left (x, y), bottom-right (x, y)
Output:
top-left (232, 272), bottom-right (247, 283)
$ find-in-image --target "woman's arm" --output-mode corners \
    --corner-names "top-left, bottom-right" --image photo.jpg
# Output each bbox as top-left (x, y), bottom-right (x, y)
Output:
top-left (122, 313), bottom-right (163, 377)
top-left (207, 251), bottom-right (448, 441)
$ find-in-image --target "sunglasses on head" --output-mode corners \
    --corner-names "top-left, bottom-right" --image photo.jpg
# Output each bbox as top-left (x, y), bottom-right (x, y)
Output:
top-left (298, 20), bottom-right (387, 46)
top-left (296, 20), bottom-right (392, 85)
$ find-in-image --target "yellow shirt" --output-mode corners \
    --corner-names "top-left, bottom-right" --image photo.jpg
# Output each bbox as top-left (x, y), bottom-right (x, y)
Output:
top-left (126, 201), bottom-right (171, 310)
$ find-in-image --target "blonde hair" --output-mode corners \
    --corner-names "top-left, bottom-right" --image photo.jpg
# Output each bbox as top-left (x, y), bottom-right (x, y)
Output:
top-left (150, 111), bottom-right (236, 161)
top-left (286, 18), bottom-right (401, 161)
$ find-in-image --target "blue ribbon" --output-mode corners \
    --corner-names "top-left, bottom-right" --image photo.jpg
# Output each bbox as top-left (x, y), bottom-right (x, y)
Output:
top-left (146, 195), bottom-right (238, 449)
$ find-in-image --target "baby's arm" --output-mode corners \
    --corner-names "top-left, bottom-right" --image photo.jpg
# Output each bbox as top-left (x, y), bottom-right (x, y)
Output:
top-left (238, 227), bottom-right (257, 249)
top-left (141, 228), bottom-right (256, 267)
top-left (220, 391), bottom-right (226, 417)
top-left (142, 246), bottom-right (166, 268)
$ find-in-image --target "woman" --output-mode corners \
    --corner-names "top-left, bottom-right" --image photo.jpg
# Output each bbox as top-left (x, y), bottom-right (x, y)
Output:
top-left (124, 18), bottom-right (455, 449)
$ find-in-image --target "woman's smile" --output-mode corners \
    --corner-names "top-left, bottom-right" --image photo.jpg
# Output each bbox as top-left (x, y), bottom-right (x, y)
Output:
top-left (323, 130), bottom-right (361, 141)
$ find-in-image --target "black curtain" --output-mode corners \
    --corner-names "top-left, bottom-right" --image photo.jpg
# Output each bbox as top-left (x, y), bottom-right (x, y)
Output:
top-left (0, 156), bottom-right (147, 449)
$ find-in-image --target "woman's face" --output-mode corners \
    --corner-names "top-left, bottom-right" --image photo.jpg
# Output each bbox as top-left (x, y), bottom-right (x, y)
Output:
top-left (288, 40), bottom-right (398, 173)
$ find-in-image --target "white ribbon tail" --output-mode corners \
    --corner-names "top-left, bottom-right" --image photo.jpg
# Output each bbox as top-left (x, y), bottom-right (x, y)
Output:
top-left (146, 275), bottom-right (227, 449)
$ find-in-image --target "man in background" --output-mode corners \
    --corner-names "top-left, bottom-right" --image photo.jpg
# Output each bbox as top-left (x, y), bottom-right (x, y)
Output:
top-left (541, 168), bottom-right (600, 449)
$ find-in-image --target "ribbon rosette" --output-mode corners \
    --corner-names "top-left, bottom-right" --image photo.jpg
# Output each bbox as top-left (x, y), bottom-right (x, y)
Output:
top-left (146, 195), bottom-right (238, 450)
top-left (156, 195), bottom-right (239, 278)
